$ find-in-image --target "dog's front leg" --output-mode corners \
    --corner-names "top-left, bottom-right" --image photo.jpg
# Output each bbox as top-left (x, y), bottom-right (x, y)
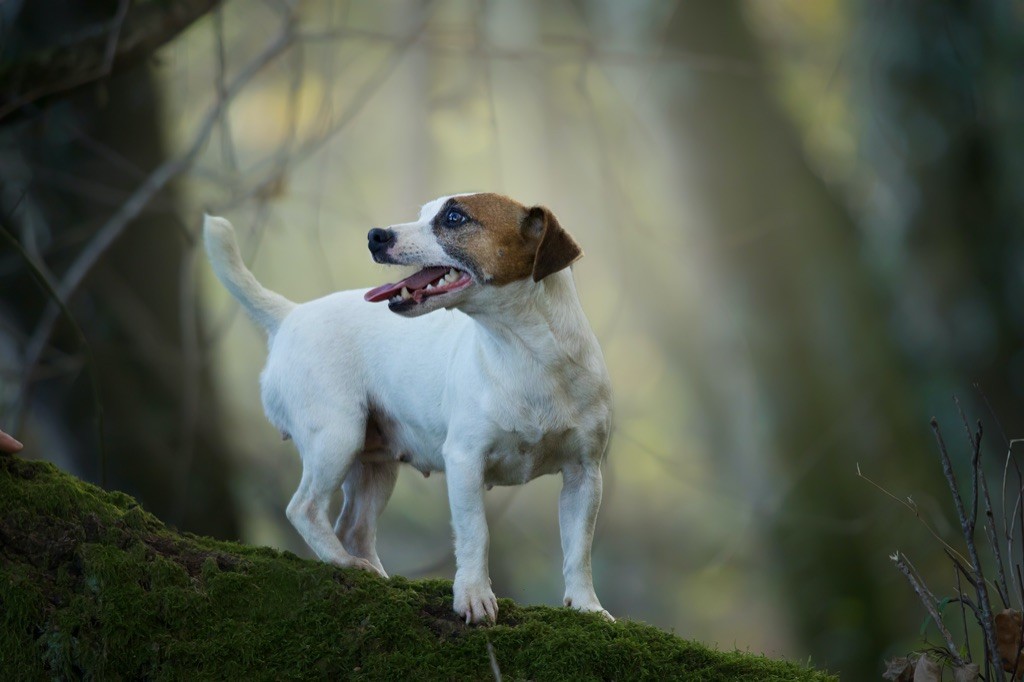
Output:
top-left (560, 461), bottom-right (613, 620)
top-left (445, 454), bottom-right (498, 624)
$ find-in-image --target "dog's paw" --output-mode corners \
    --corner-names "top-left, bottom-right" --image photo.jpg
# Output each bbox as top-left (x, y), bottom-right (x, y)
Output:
top-left (453, 579), bottom-right (498, 624)
top-left (564, 596), bottom-right (615, 622)
top-left (360, 559), bottom-right (389, 579)
top-left (353, 557), bottom-right (389, 579)
top-left (335, 554), bottom-right (387, 578)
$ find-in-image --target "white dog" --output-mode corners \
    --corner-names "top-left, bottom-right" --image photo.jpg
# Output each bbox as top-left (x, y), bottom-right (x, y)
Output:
top-left (203, 193), bottom-right (612, 623)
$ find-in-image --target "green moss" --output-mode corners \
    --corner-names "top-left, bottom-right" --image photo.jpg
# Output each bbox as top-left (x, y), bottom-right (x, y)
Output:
top-left (0, 455), bottom-right (834, 680)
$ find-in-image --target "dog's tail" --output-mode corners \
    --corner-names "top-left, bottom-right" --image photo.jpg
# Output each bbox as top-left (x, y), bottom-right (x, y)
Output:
top-left (203, 215), bottom-right (295, 334)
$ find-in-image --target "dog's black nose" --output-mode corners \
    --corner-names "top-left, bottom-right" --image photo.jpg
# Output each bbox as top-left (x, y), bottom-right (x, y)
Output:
top-left (367, 228), bottom-right (395, 256)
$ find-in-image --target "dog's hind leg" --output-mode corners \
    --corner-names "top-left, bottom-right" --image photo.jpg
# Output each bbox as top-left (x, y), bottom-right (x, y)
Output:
top-left (334, 460), bottom-right (399, 577)
top-left (286, 425), bottom-right (384, 577)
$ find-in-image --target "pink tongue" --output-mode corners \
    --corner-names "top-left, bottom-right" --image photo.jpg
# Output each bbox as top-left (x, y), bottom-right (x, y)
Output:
top-left (364, 266), bottom-right (448, 303)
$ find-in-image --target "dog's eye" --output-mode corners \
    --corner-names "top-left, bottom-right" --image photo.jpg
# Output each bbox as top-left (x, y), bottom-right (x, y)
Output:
top-left (443, 209), bottom-right (467, 228)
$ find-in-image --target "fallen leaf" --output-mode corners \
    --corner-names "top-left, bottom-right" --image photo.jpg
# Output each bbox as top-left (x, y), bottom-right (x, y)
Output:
top-left (995, 608), bottom-right (1024, 677)
top-left (913, 655), bottom-right (939, 682)
top-left (883, 656), bottom-right (914, 681)
top-left (953, 663), bottom-right (980, 682)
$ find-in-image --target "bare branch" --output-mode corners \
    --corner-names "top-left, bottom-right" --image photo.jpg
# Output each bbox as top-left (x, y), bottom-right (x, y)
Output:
top-left (955, 398), bottom-right (1011, 609)
top-left (209, 8), bottom-right (432, 213)
top-left (955, 563), bottom-right (973, 661)
top-left (16, 17), bottom-right (296, 426)
top-left (212, 4), bottom-right (239, 172)
top-left (892, 550), bottom-right (965, 667)
top-left (932, 417), bottom-right (1003, 678)
top-left (1001, 441), bottom-right (1024, 607)
top-left (0, 0), bottom-right (223, 122)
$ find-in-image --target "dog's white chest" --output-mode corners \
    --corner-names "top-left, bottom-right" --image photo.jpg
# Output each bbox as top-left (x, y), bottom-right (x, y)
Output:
top-left (478, 373), bottom-right (609, 487)
top-left (483, 428), bottom-right (570, 486)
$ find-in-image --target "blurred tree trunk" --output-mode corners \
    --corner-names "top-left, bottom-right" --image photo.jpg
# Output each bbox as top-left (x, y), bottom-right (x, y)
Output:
top-left (0, 0), bottom-right (219, 122)
top-left (0, 0), bottom-right (238, 539)
top-left (853, 1), bottom-right (1024, 441)
top-left (643, 3), bottom-right (944, 676)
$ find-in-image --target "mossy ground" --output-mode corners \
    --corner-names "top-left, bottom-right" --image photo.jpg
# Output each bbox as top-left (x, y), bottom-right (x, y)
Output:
top-left (0, 455), bottom-right (835, 680)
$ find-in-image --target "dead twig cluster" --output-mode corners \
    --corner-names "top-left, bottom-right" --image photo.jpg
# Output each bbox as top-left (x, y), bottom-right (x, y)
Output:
top-left (863, 398), bottom-right (1024, 681)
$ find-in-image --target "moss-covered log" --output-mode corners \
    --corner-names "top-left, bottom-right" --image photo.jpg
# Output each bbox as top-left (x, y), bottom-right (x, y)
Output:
top-left (0, 454), bottom-right (834, 680)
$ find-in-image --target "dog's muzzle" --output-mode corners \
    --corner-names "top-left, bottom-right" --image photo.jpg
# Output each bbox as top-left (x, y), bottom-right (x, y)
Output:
top-left (367, 228), bottom-right (396, 262)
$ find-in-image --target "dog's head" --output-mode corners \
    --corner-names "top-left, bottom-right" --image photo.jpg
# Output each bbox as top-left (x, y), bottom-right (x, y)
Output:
top-left (364, 193), bottom-right (583, 317)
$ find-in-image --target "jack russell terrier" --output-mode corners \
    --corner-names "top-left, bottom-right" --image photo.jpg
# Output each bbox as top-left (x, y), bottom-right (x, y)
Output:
top-left (203, 193), bottom-right (612, 623)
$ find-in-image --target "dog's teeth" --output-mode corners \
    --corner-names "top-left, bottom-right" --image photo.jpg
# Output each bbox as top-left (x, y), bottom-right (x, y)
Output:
top-left (425, 283), bottom-right (434, 290)
top-left (445, 270), bottom-right (458, 282)
top-left (401, 287), bottom-right (411, 300)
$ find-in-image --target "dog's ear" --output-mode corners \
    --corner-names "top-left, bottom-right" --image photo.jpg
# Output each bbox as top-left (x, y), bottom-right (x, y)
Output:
top-left (522, 206), bottom-right (583, 282)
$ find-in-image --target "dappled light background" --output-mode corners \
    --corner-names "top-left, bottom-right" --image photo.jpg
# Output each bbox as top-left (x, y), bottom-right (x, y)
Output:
top-left (4, 1), bottom-right (1023, 678)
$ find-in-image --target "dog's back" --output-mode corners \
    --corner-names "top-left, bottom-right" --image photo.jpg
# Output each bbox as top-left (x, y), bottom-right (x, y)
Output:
top-left (259, 289), bottom-right (465, 462)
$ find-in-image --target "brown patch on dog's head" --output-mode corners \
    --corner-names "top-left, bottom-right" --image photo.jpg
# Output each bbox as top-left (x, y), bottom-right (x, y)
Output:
top-left (434, 193), bottom-right (583, 285)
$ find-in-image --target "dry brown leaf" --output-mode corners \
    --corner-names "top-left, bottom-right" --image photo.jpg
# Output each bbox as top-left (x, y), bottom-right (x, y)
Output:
top-left (913, 655), bottom-right (939, 682)
top-left (995, 608), bottom-right (1024, 677)
top-left (883, 656), bottom-right (915, 682)
top-left (953, 663), bottom-right (980, 682)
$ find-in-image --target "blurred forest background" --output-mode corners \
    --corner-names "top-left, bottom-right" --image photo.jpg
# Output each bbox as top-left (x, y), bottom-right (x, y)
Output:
top-left (2, 0), bottom-right (1023, 677)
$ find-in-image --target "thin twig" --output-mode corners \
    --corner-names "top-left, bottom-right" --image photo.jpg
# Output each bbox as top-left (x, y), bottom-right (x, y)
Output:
top-left (955, 400), bottom-right (981, 538)
top-left (949, 595), bottom-right (985, 639)
top-left (932, 417), bottom-right (1002, 678)
top-left (16, 17), bottom-right (297, 423)
top-left (946, 546), bottom-right (992, 636)
top-left (212, 5), bottom-right (239, 172)
top-left (954, 563), bottom-right (973, 662)
top-left (892, 551), bottom-right (965, 667)
top-left (957, 398), bottom-right (1013, 609)
top-left (857, 462), bottom-right (974, 570)
top-left (101, 0), bottom-right (131, 74)
top-left (956, 399), bottom-right (1012, 609)
top-left (976, 383), bottom-right (1011, 450)
top-left (209, 5), bottom-right (433, 214)
top-left (1003, 441), bottom-right (1024, 607)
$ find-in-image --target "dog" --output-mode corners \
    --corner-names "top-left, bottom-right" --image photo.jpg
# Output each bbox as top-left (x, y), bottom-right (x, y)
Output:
top-left (203, 193), bottom-right (612, 623)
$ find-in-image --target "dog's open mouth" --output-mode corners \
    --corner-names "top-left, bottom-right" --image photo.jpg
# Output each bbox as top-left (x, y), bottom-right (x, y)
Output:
top-left (363, 266), bottom-right (473, 308)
